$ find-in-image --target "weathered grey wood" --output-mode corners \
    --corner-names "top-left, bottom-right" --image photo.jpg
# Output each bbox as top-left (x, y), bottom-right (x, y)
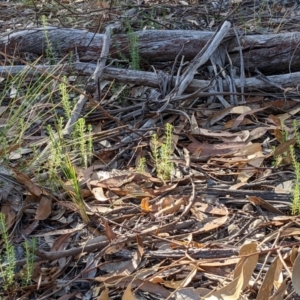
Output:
top-left (175, 21), bottom-right (231, 97)
top-left (1, 63), bottom-right (300, 93)
top-left (1, 27), bottom-right (300, 73)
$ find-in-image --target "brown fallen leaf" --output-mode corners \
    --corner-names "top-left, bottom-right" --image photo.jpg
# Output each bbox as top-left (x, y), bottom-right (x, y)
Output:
top-left (224, 117), bottom-right (253, 129)
top-left (122, 283), bottom-right (138, 300)
top-left (11, 168), bottom-right (42, 197)
top-left (97, 287), bottom-right (109, 300)
top-left (105, 219), bottom-right (117, 241)
top-left (204, 242), bottom-right (258, 299)
top-left (35, 196), bottom-right (52, 220)
top-left (207, 106), bottom-right (252, 127)
top-left (247, 196), bottom-right (285, 215)
top-left (256, 257), bottom-right (282, 300)
top-left (277, 105), bottom-right (300, 122)
top-left (273, 138), bottom-right (296, 157)
top-left (233, 143), bottom-right (262, 157)
top-left (192, 202), bottom-right (228, 216)
top-left (247, 126), bottom-right (271, 142)
top-left (197, 215), bottom-right (229, 234)
top-left (188, 141), bottom-right (246, 160)
top-left (1, 202), bottom-right (16, 230)
top-left (269, 278), bottom-right (288, 300)
top-left (232, 106), bottom-right (269, 130)
top-left (237, 157), bottom-right (264, 183)
top-left (155, 198), bottom-right (184, 217)
top-left (163, 265), bottom-right (197, 289)
top-left (95, 275), bottom-right (171, 298)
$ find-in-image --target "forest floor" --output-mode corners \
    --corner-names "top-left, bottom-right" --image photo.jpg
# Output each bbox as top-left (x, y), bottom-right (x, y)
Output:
top-left (1, 0), bottom-right (300, 299)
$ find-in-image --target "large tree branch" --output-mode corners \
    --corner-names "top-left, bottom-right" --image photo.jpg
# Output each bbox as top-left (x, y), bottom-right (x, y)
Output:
top-left (1, 27), bottom-right (300, 73)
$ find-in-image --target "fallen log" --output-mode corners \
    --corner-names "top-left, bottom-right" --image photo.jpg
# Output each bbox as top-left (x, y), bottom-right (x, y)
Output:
top-left (1, 63), bottom-right (300, 93)
top-left (1, 27), bottom-right (300, 73)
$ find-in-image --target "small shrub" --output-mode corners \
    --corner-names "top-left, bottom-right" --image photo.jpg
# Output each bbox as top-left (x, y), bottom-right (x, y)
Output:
top-left (151, 123), bottom-right (174, 180)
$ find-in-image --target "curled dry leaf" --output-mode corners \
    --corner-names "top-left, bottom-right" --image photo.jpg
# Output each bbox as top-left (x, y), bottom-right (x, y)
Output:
top-left (273, 138), bottom-right (296, 157)
top-left (247, 196), bottom-right (285, 215)
top-left (105, 219), bottom-right (117, 241)
top-left (12, 168), bottom-right (42, 197)
top-left (163, 265), bottom-right (197, 289)
top-left (155, 198), bottom-right (184, 217)
top-left (207, 106), bottom-right (252, 127)
top-left (231, 106), bottom-right (268, 130)
top-left (92, 187), bottom-right (108, 201)
top-left (233, 143), bottom-right (262, 157)
top-left (1, 202), bottom-right (16, 230)
top-left (269, 278), bottom-right (288, 300)
top-left (35, 196), bottom-right (52, 220)
top-left (188, 141), bottom-right (246, 160)
top-left (122, 283), bottom-right (138, 300)
top-left (141, 197), bottom-right (160, 212)
top-left (237, 157), bottom-right (264, 184)
top-left (97, 287), bottom-right (109, 300)
top-left (256, 257), bottom-right (283, 300)
top-left (195, 215), bottom-right (229, 234)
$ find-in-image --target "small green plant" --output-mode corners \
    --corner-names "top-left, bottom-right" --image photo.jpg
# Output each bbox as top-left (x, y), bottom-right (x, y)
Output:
top-left (272, 120), bottom-right (289, 167)
top-left (46, 79), bottom-right (93, 182)
top-left (60, 77), bottom-right (72, 119)
top-left (128, 33), bottom-right (140, 70)
top-left (289, 144), bottom-right (300, 214)
top-left (136, 157), bottom-right (146, 173)
top-left (151, 123), bottom-right (174, 180)
top-left (60, 155), bottom-right (89, 223)
top-left (0, 213), bottom-right (16, 291)
top-left (72, 118), bottom-right (93, 168)
top-left (276, 119), bottom-right (300, 215)
top-left (41, 15), bottom-right (56, 64)
top-left (47, 121), bottom-right (65, 188)
top-left (0, 63), bottom-right (56, 164)
top-left (60, 156), bottom-right (89, 223)
top-left (290, 120), bottom-right (300, 214)
top-left (271, 146), bottom-right (280, 167)
top-left (253, 0), bottom-right (268, 28)
top-left (0, 213), bottom-right (37, 290)
top-left (293, 119), bottom-right (300, 147)
top-left (22, 238), bottom-right (37, 286)
top-left (126, 22), bottom-right (140, 70)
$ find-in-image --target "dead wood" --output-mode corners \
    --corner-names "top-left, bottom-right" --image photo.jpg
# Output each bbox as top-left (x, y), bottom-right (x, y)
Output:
top-left (1, 27), bottom-right (300, 73)
top-left (1, 63), bottom-right (300, 94)
top-left (15, 219), bottom-right (197, 266)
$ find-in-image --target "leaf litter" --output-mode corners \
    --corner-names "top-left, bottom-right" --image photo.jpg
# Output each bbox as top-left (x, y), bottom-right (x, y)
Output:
top-left (1, 0), bottom-right (300, 299)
